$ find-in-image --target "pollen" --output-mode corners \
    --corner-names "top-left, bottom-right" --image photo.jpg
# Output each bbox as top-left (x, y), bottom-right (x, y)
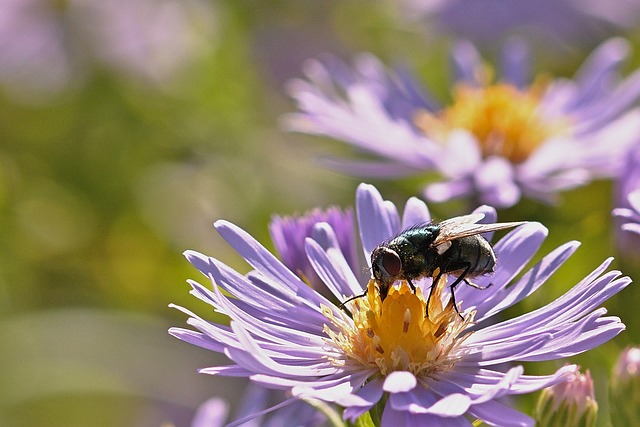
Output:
top-left (415, 83), bottom-right (571, 163)
top-left (322, 275), bottom-right (475, 377)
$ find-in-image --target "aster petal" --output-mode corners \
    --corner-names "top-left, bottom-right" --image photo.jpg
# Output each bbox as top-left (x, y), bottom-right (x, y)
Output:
top-left (622, 223), bottom-right (640, 234)
top-left (190, 398), bottom-right (228, 427)
top-left (292, 371), bottom-right (374, 406)
top-left (413, 393), bottom-right (471, 417)
top-left (188, 256), bottom-right (329, 334)
top-left (467, 399), bottom-right (534, 427)
top-left (472, 204), bottom-right (498, 227)
top-left (439, 365), bottom-right (576, 396)
top-left (224, 321), bottom-right (336, 378)
top-left (569, 38), bottom-right (629, 110)
top-left (519, 310), bottom-right (625, 361)
top-left (249, 371), bottom-right (371, 393)
top-left (305, 238), bottom-right (364, 300)
top-left (199, 365), bottom-right (255, 377)
top-left (474, 240), bottom-right (580, 321)
top-left (427, 366), bottom-right (523, 405)
top-left (578, 72), bottom-right (640, 132)
top-left (500, 38), bottom-right (529, 89)
top-left (387, 384), bottom-right (438, 412)
top-left (170, 302), bottom-right (242, 351)
top-left (401, 196), bottom-right (431, 228)
top-left (383, 401), bottom-right (472, 427)
top-left (356, 183), bottom-right (400, 257)
top-left (458, 333), bottom-right (552, 366)
top-left (451, 40), bottom-right (483, 85)
top-left (613, 207), bottom-right (636, 220)
top-left (214, 221), bottom-right (328, 306)
top-left (629, 190), bottom-right (640, 212)
top-left (168, 326), bottom-right (226, 353)
top-left (383, 371), bottom-right (417, 393)
top-left (424, 178), bottom-right (474, 203)
top-left (225, 396), bottom-right (300, 427)
top-left (435, 130), bottom-right (482, 178)
top-left (207, 282), bottom-right (345, 366)
top-left (342, 377), bottom-right (385, 421)
top-left (473, 156), bottom-right (520, 207)
top-left (470, 259), bottom-right (629, 345)
top-left (185, 250), bottom-right (311, 315)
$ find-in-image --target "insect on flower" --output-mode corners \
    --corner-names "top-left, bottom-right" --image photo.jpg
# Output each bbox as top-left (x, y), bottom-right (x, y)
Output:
top-left (342, 214), bottom-right (527, 316)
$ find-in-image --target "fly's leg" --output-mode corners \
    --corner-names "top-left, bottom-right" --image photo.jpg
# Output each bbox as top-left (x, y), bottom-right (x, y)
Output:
top-left (338, 290), bottom-right (367, 310)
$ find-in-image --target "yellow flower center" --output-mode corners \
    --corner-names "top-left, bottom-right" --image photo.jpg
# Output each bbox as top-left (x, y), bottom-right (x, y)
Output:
top-left (415, 83), bottom-right (571, 163)
top-left (322, 275), bottom-right (474, 377)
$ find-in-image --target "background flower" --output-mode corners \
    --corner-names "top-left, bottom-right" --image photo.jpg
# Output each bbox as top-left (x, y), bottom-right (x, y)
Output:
top-left (0, 0), bottom-right (217, 103)
top-left (399, 0), bottom-right (640, 49)
top-left (171, 183), bottom-right (630, 426)
top-left (269, 206), bottom-right (361, 297)
top-left (613, 144), bottom-right (640, 258)
top-left (284, 38), bottom-right (640, 208)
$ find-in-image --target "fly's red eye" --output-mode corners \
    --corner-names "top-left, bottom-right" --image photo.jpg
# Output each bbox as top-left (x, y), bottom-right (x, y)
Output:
top-left (381, 250), bottom-right (402, 276)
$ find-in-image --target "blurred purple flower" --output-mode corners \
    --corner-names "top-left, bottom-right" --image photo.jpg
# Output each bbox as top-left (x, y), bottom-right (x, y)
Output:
top-left (284, 38), bottom-right (640, 208)
top-left (0, 0), bottom-right (217, 102)
top-left (613, 346), bottom-right (640, 381)
top-left (609, 346), bottom-right (640, 425)
top-left (190, 397), bottom-right (228, 427)
top-left (613, 145), bottom-right (640, 239)
top-left (171, 183), bottom-right (630, 426)
top-left (269, 206), bottom-right (360, 296)
top-left (190, 385), bottom-right (328, 427)
top-left (400, 0), bottom-right (640, 46)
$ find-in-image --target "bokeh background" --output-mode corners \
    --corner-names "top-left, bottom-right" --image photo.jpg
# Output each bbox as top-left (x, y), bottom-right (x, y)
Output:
top-left (1, 1), bottom-right (640, 426)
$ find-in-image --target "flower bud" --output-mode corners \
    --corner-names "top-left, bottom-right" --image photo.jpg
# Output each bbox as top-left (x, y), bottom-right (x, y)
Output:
top-left (535, 368), bottom-right (597, 427)
top-left (609, 346), bottom-right (640, 425)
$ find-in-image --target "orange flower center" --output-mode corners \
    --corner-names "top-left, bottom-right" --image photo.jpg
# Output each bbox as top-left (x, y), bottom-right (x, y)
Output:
top-left (322, 275), bottom-right (474, 376)
top-left (415, 83), bottom-right (572, 163)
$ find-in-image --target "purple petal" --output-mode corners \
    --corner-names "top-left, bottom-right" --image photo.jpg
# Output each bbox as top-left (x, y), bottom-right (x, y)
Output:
top-left (292, 371), bottom-right (372, 404)
top-left (226, 397), bottom-right (300, 427)
top-left (305, 237), bottom-right (364, 300)
top-left (458, 333), bottom-right (552, 366)
top-left (190, 398), bottom-right (228, 427)
top-left (474, 240), bottom-right (580, 321)
top-left (356, 183), bottom-right (400, 257)
top-left (500, 37), bottom-right (529, 89)
top-left (467, 399), bottom-right (534, 427)
top-left (199, 365), bottom-right (255, 377)
top-left (401, 196), bottom-right (431, 228)
top-left (451, 40), bottom-right (483, 85)
top-left (383, 371), bottom-right (417, 393)
top-left (214, 221), bottom-right (321, 300)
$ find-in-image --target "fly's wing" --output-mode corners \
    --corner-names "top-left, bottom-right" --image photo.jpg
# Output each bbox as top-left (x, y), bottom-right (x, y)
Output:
top-left (433, 214), bottom-right (528, 245)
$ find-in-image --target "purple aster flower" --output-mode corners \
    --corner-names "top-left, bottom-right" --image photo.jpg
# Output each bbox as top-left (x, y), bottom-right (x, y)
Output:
top-left (399, 0), bottom-right (640, 46)
top-left (284, 38), bottom-right (640, 208)
top-left (269, 206), bottom-right (361, 296)
top-left (171, 183), bottom-right (630, 426)
top-left (534, 367), bottom-right (598, 427)
top-left (609, 346), bottom-right (640, 425)
top-left (190, 385), bottom-right (328, 427)
top-left (613, 145), bottom-right (640, 239)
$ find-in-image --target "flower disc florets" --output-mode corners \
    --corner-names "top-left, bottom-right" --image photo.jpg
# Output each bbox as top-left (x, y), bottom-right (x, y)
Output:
top-left (323, 277), bottom-right (474, 377)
